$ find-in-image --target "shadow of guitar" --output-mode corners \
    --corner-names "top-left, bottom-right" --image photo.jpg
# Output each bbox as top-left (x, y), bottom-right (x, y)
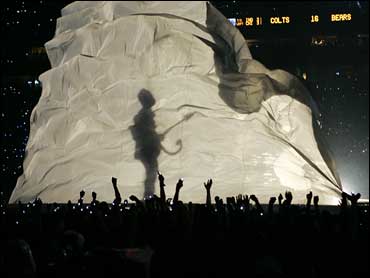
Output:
top-left (159, 112), bottom-right (196, 155)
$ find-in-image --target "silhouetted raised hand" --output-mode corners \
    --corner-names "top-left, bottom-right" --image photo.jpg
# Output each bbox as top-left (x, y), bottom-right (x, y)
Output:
top-left (250, 194), bottom-right (258, 203)
top-left (204, 179), bottom-right (213, 206)
top-left (278, 193), bottom-right (283, 206)
top-left (242, 195), bottom-right (250, 211)
top-left (112, 177), bottom-right (121, 205)
top-left (204, 179), bottom-right (212, 191)
top-left (129, 195), bottom-right (143, 208)
top-left (269, 197), bottom-right (277, 205)
top-left (237, 194), bottom-right (246, 209)
top-left (314, 195), bottom-right (319, 207)
top-left (173, 179), bottom-right (184, 203)
top-left (283, 191), bottom-right (293, 206)
top-left (157, 171), bottom-right (166, 203)
top-left (306, 191), bottom-right (313, 212)
top-left (306, 191), bottom-right (313, 203)
top-left (268, 197), bottom-right (276, 214)
top-left (313, 195), bottom-right (320, 215)
top-left (158, 171), bottom-right (165, 186)
top-left (176, 179), bottom-right (183, 191)
top-left (250, 195), bottom-right (264, 214)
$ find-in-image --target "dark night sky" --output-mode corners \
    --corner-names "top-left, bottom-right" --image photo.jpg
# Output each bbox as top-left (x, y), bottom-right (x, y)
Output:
top-left (1, 1), bottom-right (368, 201)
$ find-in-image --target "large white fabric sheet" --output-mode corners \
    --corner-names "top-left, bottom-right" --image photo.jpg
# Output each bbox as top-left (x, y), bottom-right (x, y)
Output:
top-left (10, 1), bottom-right (342, 204)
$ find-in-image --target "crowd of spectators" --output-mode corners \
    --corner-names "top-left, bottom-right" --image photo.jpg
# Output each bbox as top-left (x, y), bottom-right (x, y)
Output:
top-left (0, 173), bottom-right (368, 278)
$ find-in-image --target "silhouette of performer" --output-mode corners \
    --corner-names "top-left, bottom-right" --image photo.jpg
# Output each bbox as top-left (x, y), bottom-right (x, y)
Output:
top-left (130, 89), bottom-right (195, 198)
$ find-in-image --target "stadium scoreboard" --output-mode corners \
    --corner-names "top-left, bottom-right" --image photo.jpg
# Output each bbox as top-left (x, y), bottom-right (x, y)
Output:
top-left (228, 13), bottom-right (353, 27)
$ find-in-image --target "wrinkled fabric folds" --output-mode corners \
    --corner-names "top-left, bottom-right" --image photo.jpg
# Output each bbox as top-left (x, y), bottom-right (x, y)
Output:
top-left (10, 1), bottom-right (342, 204)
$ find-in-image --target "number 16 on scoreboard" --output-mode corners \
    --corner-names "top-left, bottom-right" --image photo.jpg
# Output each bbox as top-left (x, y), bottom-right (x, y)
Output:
top-left (311, 15), bottom-right (319, 23)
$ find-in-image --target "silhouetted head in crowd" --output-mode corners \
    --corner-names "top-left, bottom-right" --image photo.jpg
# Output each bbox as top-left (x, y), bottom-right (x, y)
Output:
top-left (2, 239), bottom-right (36, 278)
top-left (62, 230), bottom-right (85, 258)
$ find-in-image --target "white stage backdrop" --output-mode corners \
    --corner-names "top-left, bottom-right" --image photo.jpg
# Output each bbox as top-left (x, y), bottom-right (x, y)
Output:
top-left (10, 1), bottom-right (342, 204)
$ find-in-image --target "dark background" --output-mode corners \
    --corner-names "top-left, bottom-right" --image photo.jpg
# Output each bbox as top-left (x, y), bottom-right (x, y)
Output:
top-left (1, 1), bottom-right (368, 202)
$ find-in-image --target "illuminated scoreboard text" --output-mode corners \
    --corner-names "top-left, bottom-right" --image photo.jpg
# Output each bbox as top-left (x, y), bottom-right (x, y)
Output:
top-left (270, 16), bottom-right (290, 24)
top-left (228, 13), bottom-right (353, 27)
top-left (331, 13), bottom-right (352, 21)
